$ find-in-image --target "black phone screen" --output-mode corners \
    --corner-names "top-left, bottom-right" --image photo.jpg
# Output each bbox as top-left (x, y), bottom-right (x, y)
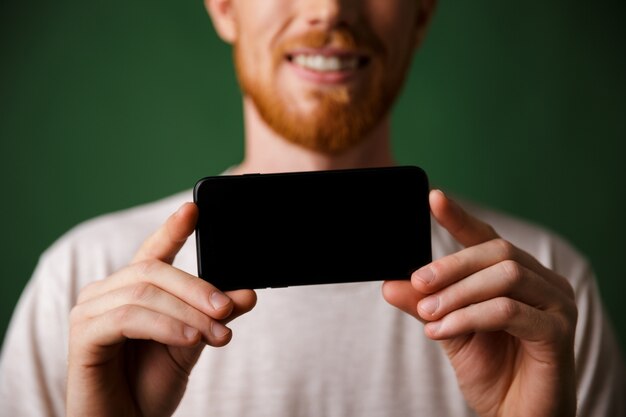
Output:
top-left (194, 166), bottom-right (431, 291)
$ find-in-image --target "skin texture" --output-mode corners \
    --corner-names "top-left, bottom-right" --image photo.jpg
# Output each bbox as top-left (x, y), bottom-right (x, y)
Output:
top-left (67, 204), bottom-right (257, 416)
top-left (232, 4), bottom-right (407, 154)
top-left (208, 0), bottom-right (434, 162)
top-left (66, 1), bottom-right (578, 416)
top-left (382, 191), bottom-right (577, 417)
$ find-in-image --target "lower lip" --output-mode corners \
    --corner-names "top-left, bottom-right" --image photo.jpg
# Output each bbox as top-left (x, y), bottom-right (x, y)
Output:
top-left (286, 60), bottom-right (361, 84)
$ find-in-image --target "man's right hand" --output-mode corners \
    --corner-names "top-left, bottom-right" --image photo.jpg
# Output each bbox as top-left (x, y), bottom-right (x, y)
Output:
top-left (66, 203), bottom-right (257, 417)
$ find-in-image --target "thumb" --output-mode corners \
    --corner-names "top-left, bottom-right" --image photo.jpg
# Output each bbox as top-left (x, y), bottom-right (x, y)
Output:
top-left (430, 190), bottom-right (499, 247)
top-left (132, 202), bottom-right (199, 265)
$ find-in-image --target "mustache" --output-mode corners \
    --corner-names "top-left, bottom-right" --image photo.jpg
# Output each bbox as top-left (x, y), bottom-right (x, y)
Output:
top-left (275, 26), bottom-right (385, 57)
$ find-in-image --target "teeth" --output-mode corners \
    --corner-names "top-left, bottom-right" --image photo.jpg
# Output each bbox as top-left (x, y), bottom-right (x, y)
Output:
top-left (292, 54), bottom-right (359, 72)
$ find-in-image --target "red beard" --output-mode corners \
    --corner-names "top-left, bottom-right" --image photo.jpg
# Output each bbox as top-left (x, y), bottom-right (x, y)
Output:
top-left (234, 26), bottom-right (413, 154)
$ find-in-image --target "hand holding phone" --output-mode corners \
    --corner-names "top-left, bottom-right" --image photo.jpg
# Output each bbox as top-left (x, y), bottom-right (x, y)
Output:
top-left (194, 166), bottom-right (432, 291)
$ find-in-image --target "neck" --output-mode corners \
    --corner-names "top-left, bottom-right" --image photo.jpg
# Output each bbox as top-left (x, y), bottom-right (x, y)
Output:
top-left (230, 97), bottom-right (397, 175)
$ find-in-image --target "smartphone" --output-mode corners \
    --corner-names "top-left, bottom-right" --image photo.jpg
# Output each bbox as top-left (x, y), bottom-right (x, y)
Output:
top-left (193, 165), bottom-right (431, 291)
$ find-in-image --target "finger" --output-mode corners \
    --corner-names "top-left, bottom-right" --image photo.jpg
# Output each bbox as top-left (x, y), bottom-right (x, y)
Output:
top-left (221, 289), bottom-right (258, 325)
top-left (77, 260), bottom-right (233, 320)
top-left (430, 189), bottom-right (499, 248)
top-left (381, 280), bottom-right (427, 322)
top-left (412, 236), bottom-right (575, 299)
top-left (132, 202), bottom-right (199, 265)
top-left (412, 238), bottom-right (550, 293)
top-left (72, 305), bottom-right (210, 353)
top-left (417, 260), bottom-right (571, 321)
top-left (73, 283), bottom-right (234, 345)
top-left (423, 297), bottom-right (567, 344)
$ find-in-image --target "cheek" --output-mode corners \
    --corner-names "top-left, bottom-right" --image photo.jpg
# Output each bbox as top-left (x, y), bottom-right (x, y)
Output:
top-left (366, 0), bottom-right (417, 62)
top-left (235, 0), bottom-right (292, 48)
top-left (235, 2), bottom-right (293, 77)
top-left (367, 0), bottom-right (406, 27)
top-left (236, 35), bottom-right (275, 93)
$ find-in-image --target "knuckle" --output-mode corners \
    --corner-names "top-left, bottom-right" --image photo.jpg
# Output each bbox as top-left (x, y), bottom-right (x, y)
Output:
top-left (492, 238), bottom-right (515, 260)
top-left (180, 279), bottom-right (215, 310)
top-left (133, 259), bottom-right (162, 278)
top-left (427, 260), bottom-right (445, 280)
top-left (112, 304), bottom-right (135, 324)
top-left (179, 303), bottom-right (207, 328)
top-left (494, 297), bottom-right (519, 320)
top-left (151, 311), bottom-right (175, 334)
top-left (190, 280), bottom-right (212, 300)
top-left (500, 260), bottom-right (524, 286)
top-left (130, 282), bottom-right (157, 303)
top-left (447, 252), bottom-right (464, 271)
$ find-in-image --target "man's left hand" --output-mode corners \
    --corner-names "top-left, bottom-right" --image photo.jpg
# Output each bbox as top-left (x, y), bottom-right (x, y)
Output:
top-left (383, 190), bottom-right (578, 417)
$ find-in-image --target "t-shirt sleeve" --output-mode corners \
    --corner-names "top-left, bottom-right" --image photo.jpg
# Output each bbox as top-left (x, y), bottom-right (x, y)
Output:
top-left (573, 264), bottom-right (626, 416)
top-left (0, 242), bottom-right (77, 417)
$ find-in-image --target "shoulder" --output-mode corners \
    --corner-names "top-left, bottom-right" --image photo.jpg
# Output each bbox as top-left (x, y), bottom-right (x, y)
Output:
top-left (36, 190), bottom-right (194, 292)
top-left (59, 190), bottom-right (191, 251)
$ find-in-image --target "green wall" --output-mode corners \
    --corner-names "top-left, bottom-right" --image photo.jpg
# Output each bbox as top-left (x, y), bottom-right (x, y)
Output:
top-left (1, 0), bottom-right (624, 354)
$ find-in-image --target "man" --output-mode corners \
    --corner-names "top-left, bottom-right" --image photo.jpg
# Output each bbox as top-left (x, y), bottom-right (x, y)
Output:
top-left (1, 0), bottom-right (624, 416)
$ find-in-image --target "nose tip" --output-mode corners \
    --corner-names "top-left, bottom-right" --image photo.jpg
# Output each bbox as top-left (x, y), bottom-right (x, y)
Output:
top-left (305, 0), bottom-right (353, 30)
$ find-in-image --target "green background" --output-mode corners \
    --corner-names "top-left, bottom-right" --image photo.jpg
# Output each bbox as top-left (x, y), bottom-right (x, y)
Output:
top-left (1, 0), bottom-right (624, 353)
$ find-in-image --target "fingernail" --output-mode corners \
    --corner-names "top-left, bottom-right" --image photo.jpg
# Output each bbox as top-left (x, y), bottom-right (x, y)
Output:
top-left (210, 291), bottom-right (231, 310)
top-left (415, 266), bottom-right (435, 284)
top-left (211, 321), bottom-right (230, 338)
top-left (184, 325), bottom-right (199, 340)
top-left (419, 296), bottom-right (439, 315)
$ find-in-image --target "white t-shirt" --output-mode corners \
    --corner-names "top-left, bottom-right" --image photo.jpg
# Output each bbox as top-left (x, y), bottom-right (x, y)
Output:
top-left (1, 189), bottom-right (624, 416)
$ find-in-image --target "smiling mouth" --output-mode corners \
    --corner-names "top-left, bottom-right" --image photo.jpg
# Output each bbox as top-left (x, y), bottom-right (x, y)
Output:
top-left (286, 53), bottom-right (370, 72)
